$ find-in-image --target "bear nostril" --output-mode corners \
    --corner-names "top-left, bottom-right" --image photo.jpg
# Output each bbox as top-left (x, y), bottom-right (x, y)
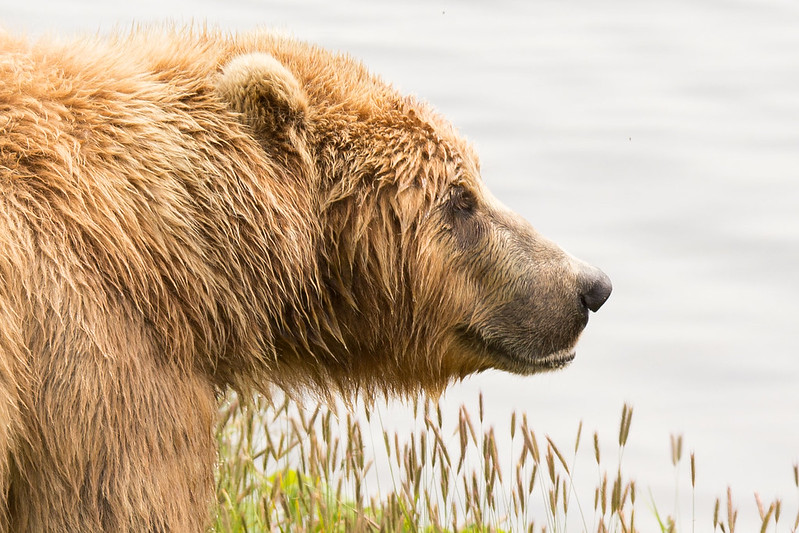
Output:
top-left (580, 268), bottom-right (612, 313)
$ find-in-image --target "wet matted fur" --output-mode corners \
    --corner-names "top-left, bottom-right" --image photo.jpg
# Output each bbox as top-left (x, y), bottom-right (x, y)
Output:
top-left (0, 28), bottom-right (610, 531)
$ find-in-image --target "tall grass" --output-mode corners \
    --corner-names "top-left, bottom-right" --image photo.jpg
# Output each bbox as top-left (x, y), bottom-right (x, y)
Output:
top-left (214, 393), bottom-right (798, 532)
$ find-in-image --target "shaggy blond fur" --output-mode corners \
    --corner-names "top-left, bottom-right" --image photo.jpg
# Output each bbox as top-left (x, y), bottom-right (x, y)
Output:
top-left (0, 27), bottom-right (605, 531)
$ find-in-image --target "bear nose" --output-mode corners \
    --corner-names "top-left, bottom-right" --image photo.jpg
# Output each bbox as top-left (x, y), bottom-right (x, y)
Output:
top-left (579, 267), bottom-right (612, 312)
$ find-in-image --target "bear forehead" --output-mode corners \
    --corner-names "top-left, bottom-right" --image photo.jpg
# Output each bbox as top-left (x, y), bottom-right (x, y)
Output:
top-left (335, 101), bottom-right (482, 192)
top-left (337, 117), bottom-right (480, 197)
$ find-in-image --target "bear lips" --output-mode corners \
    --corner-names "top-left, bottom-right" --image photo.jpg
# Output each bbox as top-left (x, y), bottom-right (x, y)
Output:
top-left (457, 325), bottom-right (579, 374)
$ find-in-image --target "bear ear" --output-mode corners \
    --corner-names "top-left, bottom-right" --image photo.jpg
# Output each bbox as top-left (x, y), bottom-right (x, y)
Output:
top-left (216, 53), bottom-right (308, 136)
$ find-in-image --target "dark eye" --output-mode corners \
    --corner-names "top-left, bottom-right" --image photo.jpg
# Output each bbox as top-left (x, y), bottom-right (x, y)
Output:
top-left (448, 186), bottom-right (476, 215)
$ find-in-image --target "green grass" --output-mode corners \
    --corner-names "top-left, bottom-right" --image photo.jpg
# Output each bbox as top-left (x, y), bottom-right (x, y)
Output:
top-left (213, 394), bottom-right (798, 532)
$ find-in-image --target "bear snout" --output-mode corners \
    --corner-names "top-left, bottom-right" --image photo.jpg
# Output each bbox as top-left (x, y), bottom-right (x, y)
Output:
top-left (577, 266), bottom-right (613, 312)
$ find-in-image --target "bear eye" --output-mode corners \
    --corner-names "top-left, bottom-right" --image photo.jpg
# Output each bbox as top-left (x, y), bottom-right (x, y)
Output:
top-left (447, 186), bottom-right (476, 215)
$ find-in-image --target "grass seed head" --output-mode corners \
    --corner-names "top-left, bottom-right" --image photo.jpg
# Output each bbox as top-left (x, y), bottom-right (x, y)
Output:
top-left (759, 503), bottom-right (775, 533)
top-left (619, 404), bottom-right (633, 447)
top-left (755, 491), bottom-right (765, 520)
top-left (594, 431), bottom-right (601, 465)
top-left (670, 434), bottom-right (683, 466)
top-left (545, 435), bottom-right (570, 476)
top-left (611, 470), bottom-right (622, 514)
top-left (511, 410), bottom-right (517, 440)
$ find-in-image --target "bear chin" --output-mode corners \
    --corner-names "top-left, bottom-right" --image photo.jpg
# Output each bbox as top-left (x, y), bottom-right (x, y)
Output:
top-left (457, 326), bottom-right (578, 375)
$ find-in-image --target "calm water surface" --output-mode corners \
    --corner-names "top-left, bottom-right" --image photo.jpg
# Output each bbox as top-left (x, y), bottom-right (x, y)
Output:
top-left (4, 1), bottom-right (799, 529)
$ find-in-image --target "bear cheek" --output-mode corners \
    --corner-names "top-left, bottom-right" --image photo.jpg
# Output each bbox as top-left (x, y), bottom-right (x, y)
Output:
top-left (455, 213), bottom-right (589, 363)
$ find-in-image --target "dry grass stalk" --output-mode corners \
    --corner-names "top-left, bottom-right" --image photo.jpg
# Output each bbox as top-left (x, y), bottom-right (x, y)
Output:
top-left (488, 428), bottom-right (502, 484)
top-left (546, 447), bottom-right (556, 485)
top-left (759, 501), bottom-right (775, 533)
top-left (214, 394), bottom-right (795, 533)
top-left (727, 486), bottom-right (738, 533)
top-left (545, 436), bottom-right (571, 477)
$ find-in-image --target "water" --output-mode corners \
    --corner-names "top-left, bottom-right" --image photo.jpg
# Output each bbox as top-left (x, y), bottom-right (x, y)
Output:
top-left (4, 0), bottom-right (799, 529)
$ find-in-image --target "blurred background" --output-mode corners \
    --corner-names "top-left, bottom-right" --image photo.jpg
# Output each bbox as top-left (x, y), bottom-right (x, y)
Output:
top-left (4, 0), bottom-right (798, 530)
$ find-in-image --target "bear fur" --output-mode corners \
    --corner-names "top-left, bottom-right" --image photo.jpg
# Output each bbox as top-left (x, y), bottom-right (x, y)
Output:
top-left (0, 28), bottom-right (610, 531)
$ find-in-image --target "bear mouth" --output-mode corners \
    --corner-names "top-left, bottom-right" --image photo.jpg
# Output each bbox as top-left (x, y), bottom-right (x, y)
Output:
top-left (457, 326), bottom-right (577, 374)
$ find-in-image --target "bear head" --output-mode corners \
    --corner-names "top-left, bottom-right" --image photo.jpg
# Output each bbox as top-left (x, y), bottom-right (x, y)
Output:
top-left (215, 42), bottom-right (611, 397)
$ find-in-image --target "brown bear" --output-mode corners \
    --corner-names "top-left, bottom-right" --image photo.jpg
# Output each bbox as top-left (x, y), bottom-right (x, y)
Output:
top-left (0, 28), bottom-right (611, 531)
